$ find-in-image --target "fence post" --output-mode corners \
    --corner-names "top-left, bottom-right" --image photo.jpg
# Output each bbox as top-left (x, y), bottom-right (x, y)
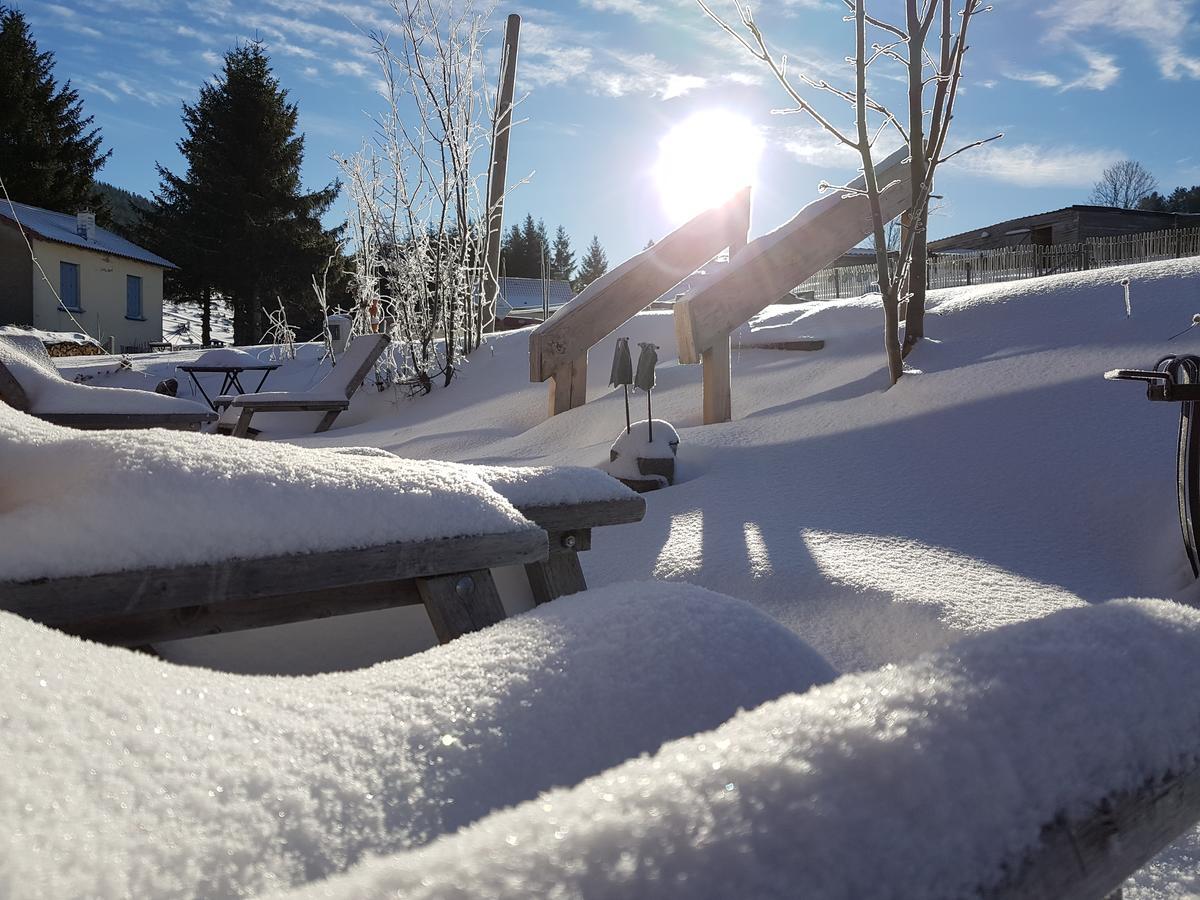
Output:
top-left (834, 268), bottom-right (841, 299)
top-left (966, 260), bottom-right (972, 285)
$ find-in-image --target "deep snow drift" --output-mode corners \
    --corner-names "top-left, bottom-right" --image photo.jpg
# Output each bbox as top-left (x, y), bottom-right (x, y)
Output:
top-left (0, 584), bottom-right (835, 899)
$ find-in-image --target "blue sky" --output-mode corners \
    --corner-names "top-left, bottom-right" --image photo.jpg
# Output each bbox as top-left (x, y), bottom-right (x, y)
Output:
top-left (21, 0), bottom-right (1200, 263)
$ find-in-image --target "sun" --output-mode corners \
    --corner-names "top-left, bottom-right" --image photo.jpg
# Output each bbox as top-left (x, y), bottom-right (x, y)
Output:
top-left (654, 110), bottom-right (764, 225)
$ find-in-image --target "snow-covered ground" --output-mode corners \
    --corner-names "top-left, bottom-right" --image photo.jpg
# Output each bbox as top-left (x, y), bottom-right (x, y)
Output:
top-left (11, 256), bottom-right (1200, 896)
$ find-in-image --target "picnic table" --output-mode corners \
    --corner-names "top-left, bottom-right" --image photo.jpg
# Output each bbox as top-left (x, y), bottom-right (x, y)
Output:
top-left (178, 356), bottom-right (280, 410)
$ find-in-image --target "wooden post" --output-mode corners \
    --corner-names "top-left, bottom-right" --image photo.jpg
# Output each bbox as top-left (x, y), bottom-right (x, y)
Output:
top-left (702, 335), bottom-right (732, 424)
top-left (833, 267), bottom-right (841, 298)
top-left (417, 569), bottom-right (508, 643)
top-left (481, 14), bottom-right (521, 335)
top-left (548, 352), bottom-right (587, 416)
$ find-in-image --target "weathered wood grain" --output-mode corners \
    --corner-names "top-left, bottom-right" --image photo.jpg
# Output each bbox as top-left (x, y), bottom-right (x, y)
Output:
top-left (702, 335), bottom-right (732, 425)
top-left (547, 353), bottom-right (587, 417)
top-left (982, 762), bottom-right (1200, 900)
top-left (525, 550), bottom-right (587, 605)
top-left (516, 497), bottom-right (645, 532)
top-left (675, 147), bottom-right (911, 363)
top-left (40, 412), bottom-right (216, 430)
top-left (418, 569), bottom-right (508, 642)
top-left (0, 529), bottom-right (547, 625)
top-left (530, 188), bottom-right (750, 384)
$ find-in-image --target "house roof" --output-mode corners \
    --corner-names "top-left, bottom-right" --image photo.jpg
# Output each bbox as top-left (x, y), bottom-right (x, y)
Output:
top-left (498, 277), bottom-right (574, 317)
top-left (0, 201), bottom-right (176, 269)
top-left (930, 204), bottom-right (1200, 250)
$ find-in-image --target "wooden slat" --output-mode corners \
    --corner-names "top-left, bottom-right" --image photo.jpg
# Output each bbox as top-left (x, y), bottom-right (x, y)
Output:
top-left (40, 412), bottom-right (216, 430)
top-left (530, 188), bottom-right (751, 383)
top-left (983, 764), bottom-right (1200, 900)
top-left (0, 360), bottom-right (31, 411)
top-left (702, 334), bottom-right (732, 425)
top-left (229, 399), bottom-right (348, 411)
top-left (675, 147), bottom-right (911, 363)
top-left (0, 529), bottom-right (547, 626)
top-left (516, 496), bottom-right (645, 532)
top-left (418, 569), bottom-right (508, 642)
top-left (525, 552), bottom-right (587, 605)
top-left (59, 580), bottom-right (426, 647)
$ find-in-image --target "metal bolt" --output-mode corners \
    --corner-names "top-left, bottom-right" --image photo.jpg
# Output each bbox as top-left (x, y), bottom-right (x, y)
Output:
top-left (455, 576), bottom-right (475, 598)
top-left (561, 534), bottom-right (577, 550)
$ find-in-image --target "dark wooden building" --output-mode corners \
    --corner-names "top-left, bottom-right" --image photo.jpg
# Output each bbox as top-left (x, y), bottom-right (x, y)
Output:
top-left (929, 206), bottom-right (1200, 252)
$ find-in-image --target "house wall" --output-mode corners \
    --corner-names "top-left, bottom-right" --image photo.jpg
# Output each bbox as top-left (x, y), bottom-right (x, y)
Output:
top-left (0, 221), bottom-right (34, 325)
top-left (29, 238), bottom-right (164, 351)
top-left (1076, 208), bottom-right (1200, 239)
top-left (929, 211), bottom-right (1081, 252)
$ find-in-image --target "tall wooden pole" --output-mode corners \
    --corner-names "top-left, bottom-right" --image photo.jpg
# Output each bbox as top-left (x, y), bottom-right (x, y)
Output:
top-left (481, 14), bottom-right (521, 336)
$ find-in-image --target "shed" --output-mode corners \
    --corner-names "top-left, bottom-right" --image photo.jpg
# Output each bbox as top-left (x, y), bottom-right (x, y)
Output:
top-left (929, 205), bottom-right (1200, 253)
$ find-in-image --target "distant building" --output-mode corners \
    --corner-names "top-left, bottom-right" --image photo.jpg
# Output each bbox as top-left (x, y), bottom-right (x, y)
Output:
top-left (497, 276), bottom-right (574, 321)
top-left (929, 205), bottom-right (1200, 253)
top-left (0, 201), bottom-right (174, 352)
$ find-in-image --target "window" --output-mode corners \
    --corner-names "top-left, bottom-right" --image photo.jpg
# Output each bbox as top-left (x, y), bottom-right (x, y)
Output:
top-left (59, 262), bottom-right (81, 311)
top-left (126, 275), bottom-right (143, 319)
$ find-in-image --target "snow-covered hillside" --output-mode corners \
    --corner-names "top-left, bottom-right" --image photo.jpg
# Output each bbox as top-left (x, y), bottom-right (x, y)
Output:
top-left (22, 257), bottom-right (1200, 897)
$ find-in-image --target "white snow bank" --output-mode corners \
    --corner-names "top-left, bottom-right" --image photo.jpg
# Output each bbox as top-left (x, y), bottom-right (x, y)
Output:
top-left (606, 419), bottom-right (680, 481)
top-left (0, 405), bottom-right (535, 581)
top-left (0, 582), bottom-right (835, 899)
top-left (190, 347), bottom-right (269, 367)
top-left (278, 599), bottom-right (1200, 900)
top-left (0, 334), bottom-right (209, 415)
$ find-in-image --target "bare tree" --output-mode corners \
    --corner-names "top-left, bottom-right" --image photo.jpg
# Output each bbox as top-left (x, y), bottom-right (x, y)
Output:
top-left (697, 0), bottom-right (994, 384)
top-left (1090, 160), bottom-right (1158, 209)
top-left (337, 0), bottom-right (497, 393)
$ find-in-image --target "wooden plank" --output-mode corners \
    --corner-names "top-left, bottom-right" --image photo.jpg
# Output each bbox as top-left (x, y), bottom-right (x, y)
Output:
top-left (734, 338), bottom-right (825, 352)
top-left (525, 551), bottom-right (587, 605)
top-left (547, 352), bottom-right (587, 416)
top-left (516, 496), bottom-right (645, 532)
top-left (418, 569), bottom-right (508, 642)
top-left (675, 147), bottom-right (911, 363)
top-left (40, 412), bottom-right (216, 430)
top-left (481, 14), bottom-right (521, 334)
top-left (702, 333), bottom-right (732, 425)
top-left (0, 360), bottom-right (31, 411)
top-left (229, 399), bottom-right (349, 411)
top-left (0, 529), bottom-right (547, 626)
top-left (59, 580), bottom-right (426, 647)
top-left (982, 763), bottom-right (1200, 900)
top-left (530, 188), bottom-right (751, 383)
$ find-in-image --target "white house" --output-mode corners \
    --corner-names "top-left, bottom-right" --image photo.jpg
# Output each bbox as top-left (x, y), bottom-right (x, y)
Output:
top-left (0, 202), bottom-right (174, 352)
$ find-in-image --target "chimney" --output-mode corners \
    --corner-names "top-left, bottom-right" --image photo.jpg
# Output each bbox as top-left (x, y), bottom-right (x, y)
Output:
top-left (76, 211), bottom-right (96, 242)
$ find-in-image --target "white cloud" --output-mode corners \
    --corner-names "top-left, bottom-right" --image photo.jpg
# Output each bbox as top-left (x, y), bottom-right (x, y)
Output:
top-left (948, 142), bottom-right (1121, 187)
top-left (1041, 0), bottom-right (1200, 80)
top-left (579, 0), bottom-right (660, 22)
top-left (1005, 43), bottom-right (1120, 92)
top-left (1007, 70), bottom-right (1063, 89)
top-left (332, 60), bottom-right (369, 78)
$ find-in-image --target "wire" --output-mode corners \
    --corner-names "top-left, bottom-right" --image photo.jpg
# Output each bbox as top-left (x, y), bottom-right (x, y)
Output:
top-left (0, 172), bottom-right (99, 341)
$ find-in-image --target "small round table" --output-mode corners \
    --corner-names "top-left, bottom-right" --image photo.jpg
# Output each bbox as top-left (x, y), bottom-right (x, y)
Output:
top-left (178, 362), bottom-right (280, 411)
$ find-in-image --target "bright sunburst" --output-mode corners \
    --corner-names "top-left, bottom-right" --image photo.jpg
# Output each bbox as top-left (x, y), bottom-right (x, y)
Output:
top-left (654, 110), bottom-right (764, 224)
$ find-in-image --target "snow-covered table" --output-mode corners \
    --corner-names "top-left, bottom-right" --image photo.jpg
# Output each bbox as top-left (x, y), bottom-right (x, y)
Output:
top-left (0, 409), bottom-right (644, 648)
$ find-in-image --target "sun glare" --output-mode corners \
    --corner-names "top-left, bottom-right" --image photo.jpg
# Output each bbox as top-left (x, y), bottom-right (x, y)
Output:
top-left (654, 110), bottom-right (764, 224)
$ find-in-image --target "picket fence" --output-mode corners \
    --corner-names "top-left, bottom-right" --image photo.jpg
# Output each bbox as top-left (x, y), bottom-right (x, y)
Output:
top-left (795, 226), bottom-right (1200, 301)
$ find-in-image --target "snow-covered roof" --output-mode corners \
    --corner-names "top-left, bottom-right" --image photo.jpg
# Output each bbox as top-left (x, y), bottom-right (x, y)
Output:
top-left (0, 200), bottom-right (176, 269)
top-left (498, 277), bottom-right (573, 317)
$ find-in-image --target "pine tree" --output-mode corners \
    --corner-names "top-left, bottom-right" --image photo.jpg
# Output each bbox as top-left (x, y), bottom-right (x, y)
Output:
top-left (500, 222), bottom-right (525, 277)
top-left (550, 225), bottom-right (575, 282)
top-left (0, 6), bottom-right (110, 214)
top-left (575, 235), bottom-right (608, 291)
top-left (150, 42), bottom-right (341, 345)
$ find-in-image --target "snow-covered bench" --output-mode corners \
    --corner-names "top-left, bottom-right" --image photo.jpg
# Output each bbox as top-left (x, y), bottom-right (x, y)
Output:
top-left (0, 406), bottom-right (643, 648)
top-left (0, 333), bottom-right (216, 430)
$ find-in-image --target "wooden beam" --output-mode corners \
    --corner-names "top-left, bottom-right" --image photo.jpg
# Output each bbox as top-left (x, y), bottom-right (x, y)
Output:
top-left (0, 529), bottom-right (547, 626)
top-left (982, 764), bottom-right (1200, 900)
top-left (418, 569), bottom-right (508, 642)
top-left (516, 496), bottom-right (645, 532)
top-left (525, 550), bottom-right (587, 605)
top-left (530, 187), bottom-right (751, 384)
top-left (547, 352), bottom-right (587, 416)
top-left (675, 147), bottom-right (911, 364)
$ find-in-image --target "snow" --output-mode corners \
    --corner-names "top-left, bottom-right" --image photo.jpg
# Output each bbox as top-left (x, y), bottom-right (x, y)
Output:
top-left (0, 582), bottom-right (835, 899)
top-left (277, 598), bottom-right (1200, 900)
top-left (0, 334), bottom-right (211, 415)
top-left (0, 405), bottom-right (537, 582)
top-left (0, 325), bottom-right (103, 350)
top-left (190, 346), bottom-right (270, 367)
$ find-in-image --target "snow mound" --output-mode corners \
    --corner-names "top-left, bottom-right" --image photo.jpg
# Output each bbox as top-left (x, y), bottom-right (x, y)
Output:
top-left (0, 405), bottom-right (536, 581)
top-left (0, 582), bottom-right (835, 899)
top-left (278, 599), bottom-right (1200, 900)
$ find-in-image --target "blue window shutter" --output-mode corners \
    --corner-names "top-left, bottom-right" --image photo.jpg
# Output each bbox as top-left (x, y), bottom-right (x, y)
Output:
top-left (126, 275), bottom-right (143, 318)
top-left (60, 262), bottom-right (80, 310)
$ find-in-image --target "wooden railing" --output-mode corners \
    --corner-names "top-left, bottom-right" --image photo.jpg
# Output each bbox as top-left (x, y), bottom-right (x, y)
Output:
top-left (529, 188), bottom-right (751, 416)
top-left (674, 146), bottom-right (911, 423)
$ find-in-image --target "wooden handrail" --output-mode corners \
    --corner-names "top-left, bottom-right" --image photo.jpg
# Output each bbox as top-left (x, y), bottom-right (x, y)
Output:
top-left (675, 146), bottom-right (911, 366)
top-left (529, 188), bottom-right (751, 416)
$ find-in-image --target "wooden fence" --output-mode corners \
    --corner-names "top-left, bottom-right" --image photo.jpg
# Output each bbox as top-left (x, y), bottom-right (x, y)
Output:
top-left (795, 225), bottom-right (1200, 300)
